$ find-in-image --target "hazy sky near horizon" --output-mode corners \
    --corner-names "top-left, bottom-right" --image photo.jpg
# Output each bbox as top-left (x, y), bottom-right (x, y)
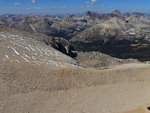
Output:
top-left (0, 0), bottom-right (150, 15)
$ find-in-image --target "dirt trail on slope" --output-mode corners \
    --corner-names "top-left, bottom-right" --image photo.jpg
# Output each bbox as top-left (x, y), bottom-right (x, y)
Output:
top-left (1, 80), bottom-right (150, 113)
top-left (1, 63), bottom-right (150, 97)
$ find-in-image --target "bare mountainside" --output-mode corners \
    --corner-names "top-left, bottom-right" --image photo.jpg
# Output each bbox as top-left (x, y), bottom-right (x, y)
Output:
top-left (1, 27), bottom-right (150, 113)
top-left (0, 29), bottom-right (76, 67)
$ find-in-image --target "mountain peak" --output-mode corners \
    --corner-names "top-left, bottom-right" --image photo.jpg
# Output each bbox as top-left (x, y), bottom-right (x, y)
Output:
top-left (112, 10), bottom-right (122, 15)
top-left (86, 11), bottom-right (96, 16)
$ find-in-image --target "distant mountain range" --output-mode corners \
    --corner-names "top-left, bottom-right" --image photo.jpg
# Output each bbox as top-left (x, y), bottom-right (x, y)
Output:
top-left (1, 10), bottom-right (150, 62)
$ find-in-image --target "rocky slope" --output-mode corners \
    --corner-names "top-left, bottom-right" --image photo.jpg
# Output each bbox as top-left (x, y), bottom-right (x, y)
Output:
top-left (76, 52), bottom-right (139, 68)
top-left (0, 27), bottom-right (77, 67)
top-left (0, 27), bottom-right (76, 58)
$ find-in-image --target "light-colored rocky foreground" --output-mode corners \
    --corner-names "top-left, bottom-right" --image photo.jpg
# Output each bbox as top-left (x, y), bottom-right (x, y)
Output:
top-left (1, 63), bottom-right (150, 113)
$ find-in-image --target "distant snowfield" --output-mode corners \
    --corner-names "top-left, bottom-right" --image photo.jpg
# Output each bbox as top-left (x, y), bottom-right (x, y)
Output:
top-left (0, 32), bottom-right (77, 67)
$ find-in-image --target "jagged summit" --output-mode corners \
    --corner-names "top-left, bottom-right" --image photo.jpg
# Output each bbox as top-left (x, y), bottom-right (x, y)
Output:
top-left (85, 10), bottom-right (124, 21)
top-left (112, 10), bottom-right (122, 15)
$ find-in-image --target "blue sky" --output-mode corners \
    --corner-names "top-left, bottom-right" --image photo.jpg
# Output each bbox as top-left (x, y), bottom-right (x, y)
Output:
top-left (0, 0), bottom-right (150, 15)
